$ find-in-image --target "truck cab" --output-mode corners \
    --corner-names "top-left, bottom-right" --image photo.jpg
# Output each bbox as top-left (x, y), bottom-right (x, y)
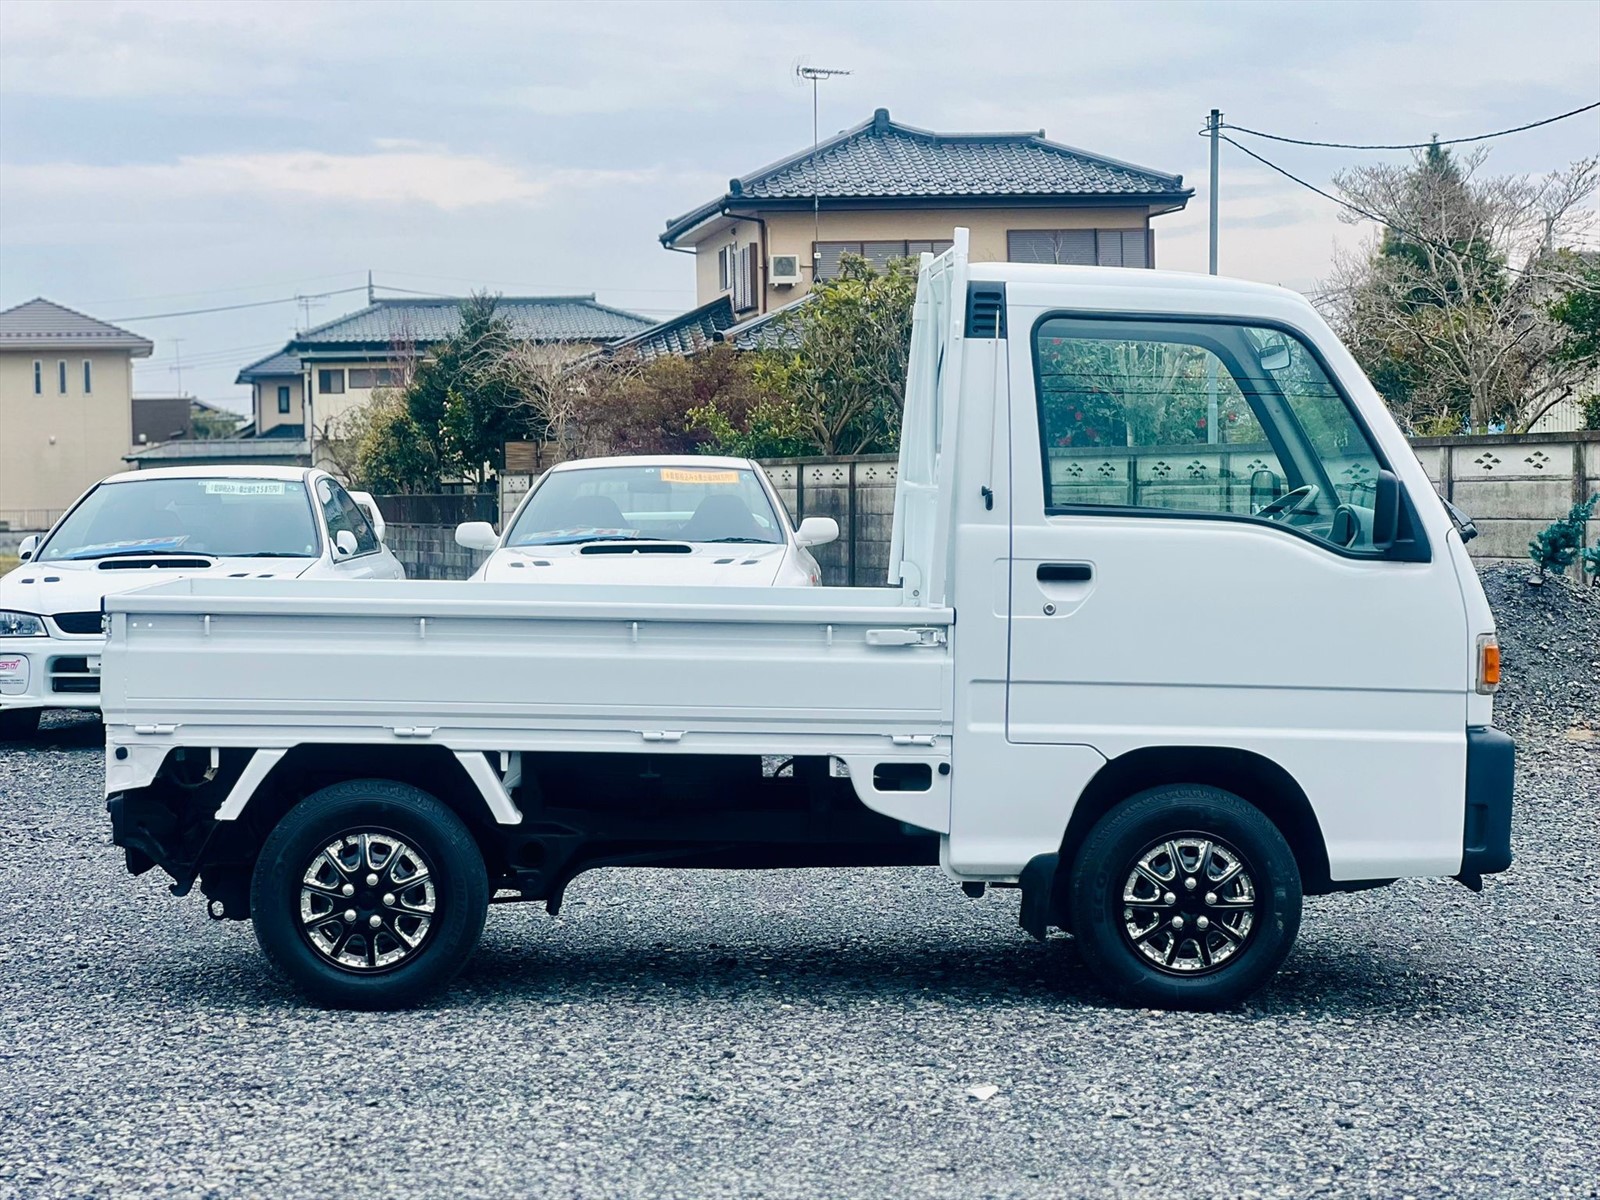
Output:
top-left (101, 232), bottom-right (1512, 1011)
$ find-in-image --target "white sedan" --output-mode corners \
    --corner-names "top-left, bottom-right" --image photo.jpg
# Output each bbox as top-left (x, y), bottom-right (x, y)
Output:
top-left (457, 455), bottom-right (837, 587)
top-left (0, 465), bottom-right (403, 738)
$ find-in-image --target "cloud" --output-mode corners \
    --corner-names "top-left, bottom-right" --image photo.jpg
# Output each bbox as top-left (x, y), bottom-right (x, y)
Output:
top-left (3, 148), bottom-right (658, 211)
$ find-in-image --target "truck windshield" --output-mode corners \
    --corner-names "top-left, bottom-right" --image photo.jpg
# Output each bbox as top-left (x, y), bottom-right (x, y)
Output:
top-left (506, 465), bottom-right (785, 546)
top-left (39, 478), bottom-right (321, 561)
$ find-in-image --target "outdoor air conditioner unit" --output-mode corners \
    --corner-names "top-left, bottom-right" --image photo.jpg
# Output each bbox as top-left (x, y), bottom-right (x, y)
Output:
top-left (769, 253), bottom-right (803, 286)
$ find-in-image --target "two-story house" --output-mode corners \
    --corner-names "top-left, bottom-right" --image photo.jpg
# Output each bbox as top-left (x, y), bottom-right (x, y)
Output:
top-left (0, 298), bottom-right (154, 528)
top-left (285, 295), bottom-right (655, 439)
top-left (661, 108), bottom-right (1192, 318)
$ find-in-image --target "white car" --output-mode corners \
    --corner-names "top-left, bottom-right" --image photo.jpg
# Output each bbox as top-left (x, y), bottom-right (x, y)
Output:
top-left (0, 465), bottom-right (403, 737)
top-left (456, 455), bottom-right (838, 586)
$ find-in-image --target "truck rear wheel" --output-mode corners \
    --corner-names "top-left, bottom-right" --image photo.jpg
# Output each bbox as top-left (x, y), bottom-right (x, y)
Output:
top-left (250, 779), bottom-right (488, 1010)
top-left (1066, 785), bottom-right (1301, 1010)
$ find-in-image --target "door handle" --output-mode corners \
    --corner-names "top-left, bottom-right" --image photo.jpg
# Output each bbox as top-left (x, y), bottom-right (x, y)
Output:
top-left (1037, 563), bottom-right (1092, 583)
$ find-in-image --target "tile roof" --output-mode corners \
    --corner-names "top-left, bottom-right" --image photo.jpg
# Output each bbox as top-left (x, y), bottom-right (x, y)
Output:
top-left (125, 436), bottom-right (311, 464)
top-left (719, 295), bottom-right (811, 351)
top-left (235, 347), bottom-right (301, 383)
top-left (289, 296), bottom-right (653, 352)
top-left (0, 298), bottom-right (154, 355)
top-left (663, 108), bottom-right (1192, 245)
top-left (602, 296), bottom-right (737, 362)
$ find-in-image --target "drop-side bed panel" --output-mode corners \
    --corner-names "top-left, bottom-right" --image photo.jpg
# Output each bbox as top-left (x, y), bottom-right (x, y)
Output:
top-left (101, 580), bottom-right (955, 744)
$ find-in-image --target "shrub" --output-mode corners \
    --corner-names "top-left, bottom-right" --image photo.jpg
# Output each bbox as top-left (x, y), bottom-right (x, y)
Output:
top-left (1528, 493), bottom-right (1599, 582)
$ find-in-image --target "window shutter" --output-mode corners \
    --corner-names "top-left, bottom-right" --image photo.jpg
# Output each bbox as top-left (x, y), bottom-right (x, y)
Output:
top-left (745, 245), bottom-right (760, 309)
top-left (863, 241), bottom-right (904, 269)
top-left (1008, 230), bottom-right (1095, 264)
top-left (733, 245), bottom-right (757, 312)
top-left (1096, 231), bottom-right (1124, 268)
top-left (814, 242), bottom-right (859, 280)
top-left (1121, 230), bottom-right (1148, 268)
top-left (1007, 230), bottom-right (1055, 263)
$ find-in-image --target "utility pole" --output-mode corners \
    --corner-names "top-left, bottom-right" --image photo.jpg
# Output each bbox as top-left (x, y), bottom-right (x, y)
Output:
top-left (796, 65), bottom-right (851, 282)
top-left (1208, 108), bottom-right (1222, 276)
top-left (171, 339), bottom-right (186, 399)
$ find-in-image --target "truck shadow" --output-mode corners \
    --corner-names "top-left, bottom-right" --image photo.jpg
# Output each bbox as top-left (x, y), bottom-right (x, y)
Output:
top-left (432, 933), bottom-right (1484, 1021)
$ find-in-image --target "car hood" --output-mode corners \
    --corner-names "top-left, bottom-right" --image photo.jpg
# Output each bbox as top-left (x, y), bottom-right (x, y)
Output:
top-left (0, 556), bottom-right (315, 617)
top-left (476, 542), bottom-right (789, 586)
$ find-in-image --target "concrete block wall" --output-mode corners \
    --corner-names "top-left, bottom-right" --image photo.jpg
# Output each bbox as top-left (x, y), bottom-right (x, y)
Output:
top-left (385, 523), bottom-right (490, 581)
top-left (762, 456), bottom-right (899, 587)
top-left (1412, 432), bottom-right (1599, 576)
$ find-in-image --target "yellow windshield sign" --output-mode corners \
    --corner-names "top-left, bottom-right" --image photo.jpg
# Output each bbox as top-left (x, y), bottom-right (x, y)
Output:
top-left (659, 469), bottom-right (740, 484)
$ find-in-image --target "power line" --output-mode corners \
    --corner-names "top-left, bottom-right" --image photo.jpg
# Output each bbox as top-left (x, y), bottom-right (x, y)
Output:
top-left (1220, 100), bottom-right (1600, 151)
top-left (1215, 133), bottom-right (1531, 276)
top-left (114, 287), bottom-right (368, 322)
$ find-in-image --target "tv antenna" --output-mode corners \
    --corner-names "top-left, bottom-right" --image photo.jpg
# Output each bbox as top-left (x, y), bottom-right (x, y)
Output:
top-left (794, 62), bottom-right (851, 281)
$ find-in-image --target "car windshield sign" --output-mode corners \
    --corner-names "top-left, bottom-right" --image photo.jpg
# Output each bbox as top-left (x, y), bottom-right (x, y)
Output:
top-left (39, 478), bottom-right (321, 561)
top-left (505, 465), bottom-right (785, 548)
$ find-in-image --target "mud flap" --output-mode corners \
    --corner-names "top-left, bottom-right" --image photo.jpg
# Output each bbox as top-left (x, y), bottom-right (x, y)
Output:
top-left (1019, 852), bottom-right (1060, 941)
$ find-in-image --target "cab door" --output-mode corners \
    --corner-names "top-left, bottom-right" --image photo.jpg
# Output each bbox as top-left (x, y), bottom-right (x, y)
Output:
top-left (316, 477), bottom-right (387, 579)
top-left (1003, 304), bottom-right (1468, 883)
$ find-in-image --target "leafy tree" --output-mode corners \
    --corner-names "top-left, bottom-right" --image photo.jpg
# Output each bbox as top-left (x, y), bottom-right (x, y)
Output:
top-left (749, 253), bottom-right (918, 455)
top-left (351, 391), bottom-right (439, 493)
top-left (1326, 147), bottom-right (1598, 433)
top-left (406, 294), bottom-right (533, 486)
top-left (1528, 493), bottom-right (1598, 582)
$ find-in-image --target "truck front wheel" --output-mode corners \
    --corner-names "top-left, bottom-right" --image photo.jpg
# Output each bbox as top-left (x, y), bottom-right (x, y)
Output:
top-left (250, 779), bottom-right (489, 1010)
top-left (1066, 785), bottom-right (1301, 1010)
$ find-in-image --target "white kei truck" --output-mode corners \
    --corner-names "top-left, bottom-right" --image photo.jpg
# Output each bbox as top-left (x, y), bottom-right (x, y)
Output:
top-left (100, 232), bottom-right (1513, 1011)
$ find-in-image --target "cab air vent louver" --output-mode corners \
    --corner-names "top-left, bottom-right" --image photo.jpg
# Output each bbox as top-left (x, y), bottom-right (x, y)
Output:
top-left (964, 283), bottom-right (1007, 339)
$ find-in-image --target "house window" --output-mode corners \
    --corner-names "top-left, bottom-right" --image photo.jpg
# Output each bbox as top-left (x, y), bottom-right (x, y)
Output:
top-left (347, 367), bottom-right (403, 389)
top-left (732, 245), bottom-right (759, 313)
top-left (318, 369), bottom-right (345, 394)
top-left (717, 245), bottom-right (733, 293)
top-left (1007, 228), bottom-right (1150, 268)
top-left (82, 361), bottom-right (93, 394)
top-left (32, 361), bottom-right (41, 394)
top-left (58, 361), bottom-right (68, 394)
top-left (277, 385), bottom-right (291, 414)
top-left (813, 240), bottom-right (952, 280)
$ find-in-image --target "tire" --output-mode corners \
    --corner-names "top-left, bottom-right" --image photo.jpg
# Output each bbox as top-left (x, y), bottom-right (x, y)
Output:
top-left (1066, 785), bottom-right (1301, 1010)
top-left (250, 779), bottom-right (489, 1010)
top-left (0, 707), bottom-right (41, 742)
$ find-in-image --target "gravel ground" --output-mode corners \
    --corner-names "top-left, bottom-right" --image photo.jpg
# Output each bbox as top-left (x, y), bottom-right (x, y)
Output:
top-left (1, 572), bottom-right (1596, 1199)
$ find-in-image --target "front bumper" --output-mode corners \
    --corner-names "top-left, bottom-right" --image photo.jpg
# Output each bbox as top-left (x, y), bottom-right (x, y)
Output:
top-left (1460, 725), bottom-right (1515, 880)
top-left (0, 634), bottom-right (105, 711)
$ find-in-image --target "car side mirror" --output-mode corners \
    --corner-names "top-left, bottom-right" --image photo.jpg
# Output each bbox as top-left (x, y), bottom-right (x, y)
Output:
top-left (17, 535), bottom-right (39, 562)
top-left (1372, 469), bottom-right (1401, 549)
top-left (1249, 469), bottom-right (1283, 514)
top-left (795, 517), bottom-right (839, 548)
top-left (455, 521), bottom-right (499, 551)
top-left (334, 530), bottom-right (359, 558)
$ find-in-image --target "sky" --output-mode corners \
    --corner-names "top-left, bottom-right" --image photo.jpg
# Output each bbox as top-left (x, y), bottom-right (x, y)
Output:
top-left (1, 0), bottom-right (1597, 415)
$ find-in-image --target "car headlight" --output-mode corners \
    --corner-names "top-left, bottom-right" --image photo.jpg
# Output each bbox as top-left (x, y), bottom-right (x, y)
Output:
top-left (0, 610), bottom-right (48, 637)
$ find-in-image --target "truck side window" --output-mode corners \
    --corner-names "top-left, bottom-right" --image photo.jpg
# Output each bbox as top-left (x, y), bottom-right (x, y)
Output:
top-left (1033, 317), bottom-right (1386, 553)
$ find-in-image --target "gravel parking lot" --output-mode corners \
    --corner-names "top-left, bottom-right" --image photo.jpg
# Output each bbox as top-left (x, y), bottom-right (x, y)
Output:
top-left (1, 570), bottom-right (1595, 1199)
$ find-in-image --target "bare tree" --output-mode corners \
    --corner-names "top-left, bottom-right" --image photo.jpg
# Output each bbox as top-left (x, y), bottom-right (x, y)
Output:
top-left (1323, 148), bottom-right (1598, 433)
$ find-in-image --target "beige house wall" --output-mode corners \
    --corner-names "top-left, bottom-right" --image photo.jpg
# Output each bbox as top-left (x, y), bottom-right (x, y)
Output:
top-left (254, 374), bottom-right (305, 434)
top-left (303, 358), bottom-right (396, 436)
top-left (0, 349), bottom-right (137, 526)
top-left (688, 205), bottom-right (1155, 311)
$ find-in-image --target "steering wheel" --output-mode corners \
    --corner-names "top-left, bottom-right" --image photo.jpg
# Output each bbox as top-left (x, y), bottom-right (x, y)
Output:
top-left (1254, 484), bottom-right (1319, 522)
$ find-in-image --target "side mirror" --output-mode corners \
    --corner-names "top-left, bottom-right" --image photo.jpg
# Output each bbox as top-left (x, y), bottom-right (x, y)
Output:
top-left (17, 535), bottom-right (39, 562)
top-left (334, 529), bottom-right (359, 558)
top-left (1372, 469), bottom-right (1401, 549)
top-left (455, 521), bottom-right (499, 551)
top-left (795, 517), bottom-right (839, 549)
top-left (350, 492), bottom-right (386, 543)
top-left (1249, 469), bottom-right (1283, 514)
